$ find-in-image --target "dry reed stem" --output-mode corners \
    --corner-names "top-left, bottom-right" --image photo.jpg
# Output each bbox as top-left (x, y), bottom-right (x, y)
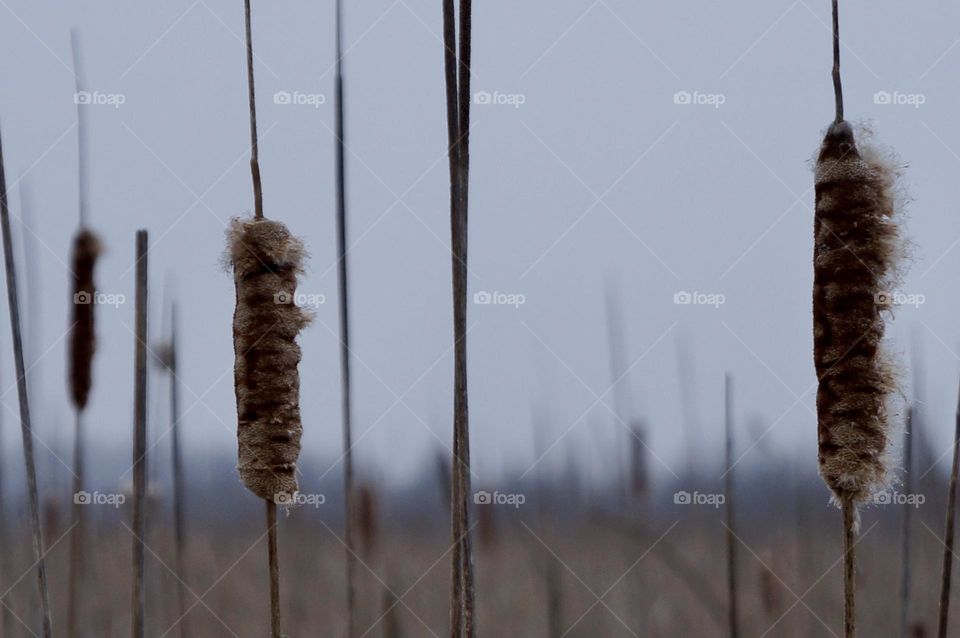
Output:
top-left (724, 374), bottom-right (738, 638)
top-left (842, 496), bottom-right (856, 638)
top-left (267, 500), bottom-right (281, 638)
top-left (937, 381), bottom-right (960, 638)
top-left (0, 121), bottom-right (52, 638)
top-left (244, 0), bottom-right (263, 219)
top-left (332, 0), bottom-right (358, 632)
top-left (228, 218), bottom-right (309, 501)
top-left (900, 406), bottom-right (914, 638)
top-left (131, 230), bottom-right (148, 638)
top-left (169, 302), bottom-right (189, 637)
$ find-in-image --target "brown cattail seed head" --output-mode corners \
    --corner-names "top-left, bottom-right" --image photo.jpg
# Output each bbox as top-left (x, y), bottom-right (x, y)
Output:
top-left (813, 121), bottom-right (903, 505)
top-left (228, 217), bottom-right (310, 502)
top-left (68, 227), bottom-right (101, 411)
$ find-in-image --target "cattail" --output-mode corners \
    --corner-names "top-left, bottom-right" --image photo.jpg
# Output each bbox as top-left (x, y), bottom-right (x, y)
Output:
top-left (814, 4), bottom-right (905, 636)
top-left (228, 217), bottom-right (310, 501)
top-left (356, 483), bottom-right (378, 557)
top-left (813, 119), bottom-right (903, 505)
top-left (68, 228), bottom-right (101, 410)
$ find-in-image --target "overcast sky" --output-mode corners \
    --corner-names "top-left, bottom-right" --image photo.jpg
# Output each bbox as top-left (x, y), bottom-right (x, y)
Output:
top-left (0, 1), bottom-right (958, 492)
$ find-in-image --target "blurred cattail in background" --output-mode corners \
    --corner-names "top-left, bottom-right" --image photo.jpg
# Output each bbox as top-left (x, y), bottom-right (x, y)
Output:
top-left (67, 29), bottom-right (103, 638)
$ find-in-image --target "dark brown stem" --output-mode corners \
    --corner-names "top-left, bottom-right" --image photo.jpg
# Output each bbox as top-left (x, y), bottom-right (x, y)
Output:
top-left (832, 0), bottom-right (844, 123)
top-left (938, 382), bottom-right (960, 638)
top-left (724, 374), bottom-right (738, 638)
top-left (170, 302), bottom-right (189, 638)
top-left (333, 2), bottom-right (357, 635)
top-left (131, 229), bottom-right (148, 638)
top-left (0, 121), bottom-right (53, 638)
top-left (68, 411), bottom-right (85, 638)
top-left (267, 500), bottom-right (281, 638)
top-left (244, 0), bottom-right (263, 219)
top-left (842, 496), bottom-right (856, 638)
top-left (900, 406), bottom-right (914, 638)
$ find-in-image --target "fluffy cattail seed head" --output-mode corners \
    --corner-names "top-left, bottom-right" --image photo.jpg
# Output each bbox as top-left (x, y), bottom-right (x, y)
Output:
top-left (228, 217), bottom-right (311, 502)
top-left (68, 227), bottom-right (101, 411)
top-left (813, 120), bottom-right (904, 505)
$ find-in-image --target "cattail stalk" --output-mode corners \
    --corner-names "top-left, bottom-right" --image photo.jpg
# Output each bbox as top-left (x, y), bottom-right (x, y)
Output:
top-left (442, 0), bottom-right (475, 636)
top-left (67, 30), bottom-right (102, 638)
top-left (900, 406), bottom-right (914, 638)
top-left (0, 120), bottom-right (53, 638)
top-left (232, 4), bottom-right (309, 637)
top-left (814, 3), bottom-right (904, 636)
top-left (724, 374), bottom-right (738, 638)
top-left (131, 230), bottom-right (148, 638)
top-left (168, 303), bottom-right (189, 637)
top-left (332, 0), bottom-right (358, 633)
top-left (937, 381), bottom-right (960, 638)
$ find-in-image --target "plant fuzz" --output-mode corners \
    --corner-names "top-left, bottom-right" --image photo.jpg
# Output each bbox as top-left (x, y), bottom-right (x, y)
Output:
top-left (228, 217), bottom-right (310, 502)
top-left (813, 120), bottom-right (903, 505)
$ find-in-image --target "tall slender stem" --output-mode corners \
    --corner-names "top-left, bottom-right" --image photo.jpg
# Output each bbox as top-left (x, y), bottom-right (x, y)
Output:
top-left (938, 382), bottom-right (960, 638)
top-left (71, 28), bottom-right (89, 227)
top-left (244, 0), bottom-right (263, 219)
top-left (832, 0), bottom-right (844, 123)
top-left (842, 496), bottom-right (856, 638)
top-left (170, 302), bottom-right (188, 638)
top-left (0, 121), bottom-right (52, 638)
top-left (132, 230), bottom-right (148, 638)
top-left (68, 411), bottom-right (86, 638)
top-left (724, 374), bottom-right (738, 638)
top-left (900, 407), bottom-right (914, 638)
top-left (333, 2), bottom-right (358, 634)
top-left (267, 500), bottom-right (281, 638)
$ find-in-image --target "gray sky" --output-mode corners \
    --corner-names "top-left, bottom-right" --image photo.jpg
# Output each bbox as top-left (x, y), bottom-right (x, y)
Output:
top-left (0, 0), bottom-right (958, 491)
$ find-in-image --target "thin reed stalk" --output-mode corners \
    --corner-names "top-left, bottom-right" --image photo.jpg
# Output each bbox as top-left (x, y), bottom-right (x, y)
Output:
top-left (937, 381), bottom-right (960, 638)
top-left (842, 497), bottom-right (856, 638)
top-left (244, 0), bottom-right (263, 220)
top-left (724, 374), bottom-right (738, 638)
top-left (131, 230), bottom-right (148, 638)
top-left (0, 120), bottom-right (52, 638)
top-left (900, 406), bottom-right (914, 638)
top-left (442, 0), bottom-right (475, 636)
top-left (332, 0), bottom-right (358, 633)
top-left (267, 501), bottom-right (280, 638)
top-left (169, 302), bottom-right (188, 637)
